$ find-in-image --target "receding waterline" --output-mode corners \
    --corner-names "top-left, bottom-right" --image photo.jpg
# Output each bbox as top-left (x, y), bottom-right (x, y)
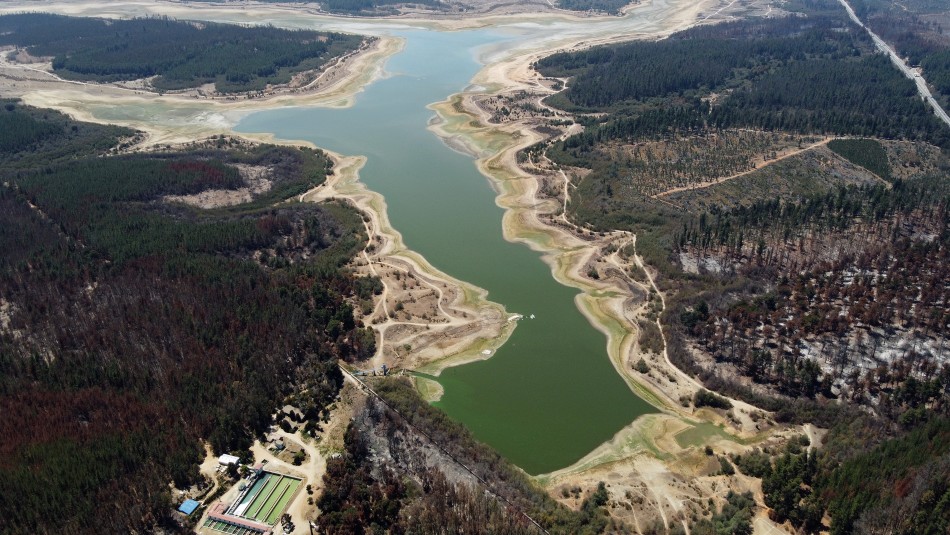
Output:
top-left (235, 28), bottom-right (654, 475)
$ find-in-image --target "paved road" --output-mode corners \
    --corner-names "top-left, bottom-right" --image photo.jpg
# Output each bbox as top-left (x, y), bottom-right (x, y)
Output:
top-left (838, 0), bottom-right (950, 128)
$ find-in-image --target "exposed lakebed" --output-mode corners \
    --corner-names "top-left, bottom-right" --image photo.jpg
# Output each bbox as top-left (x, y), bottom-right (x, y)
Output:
top-left (236, 28), bottom-right (654, 474)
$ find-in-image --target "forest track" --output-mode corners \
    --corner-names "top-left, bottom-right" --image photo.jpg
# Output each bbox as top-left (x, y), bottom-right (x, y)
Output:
top-left (652, 137), bottom-right (831, 199)
top-left (626, 232), bottom-right (764, 421)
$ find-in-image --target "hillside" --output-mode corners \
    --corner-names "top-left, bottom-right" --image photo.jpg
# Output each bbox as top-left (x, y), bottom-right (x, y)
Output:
top-left (316, 377), bottom-right (618, 534)
top-left (525, 1), bottom-right (950, 532)
top-left (0, 101), bottom-right (375, 533)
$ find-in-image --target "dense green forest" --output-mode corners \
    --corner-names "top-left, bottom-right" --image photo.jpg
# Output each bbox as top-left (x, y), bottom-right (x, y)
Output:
top-left (0, 14), bottom-right (363, 93)
top-left (529, 1), bottom-right (950, 532)
top-left (827, 138), bottom-right (892, 178)
top-left (320, 0), bottom-right (444, 15)
top-left (848, 0), bottom-right (950, 108)
top-left (318, 378), bottom-right (616, 534)
top-left (539, 14), bottom-right (873, 108)
top-left (555, 0), bottom-right (632, 14)
top-left (0, 101), bottom-right (374, 533)
top-left (0, 100), bottom-right (136, 160)
top-left (538, 14), bottom-right (947, 147)
top-left (190, 0), bottom-right (447, 15)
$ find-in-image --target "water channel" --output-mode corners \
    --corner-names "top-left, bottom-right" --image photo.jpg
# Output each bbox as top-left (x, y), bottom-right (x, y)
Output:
top-left (236, 28), bottom-right (654, 475)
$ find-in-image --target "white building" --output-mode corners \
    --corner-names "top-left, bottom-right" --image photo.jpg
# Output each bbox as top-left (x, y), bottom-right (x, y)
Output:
top-left (218, 454), bottom-right (240, 466)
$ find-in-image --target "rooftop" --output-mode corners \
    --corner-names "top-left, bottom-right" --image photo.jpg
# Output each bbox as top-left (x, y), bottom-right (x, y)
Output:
top-left (178, 499), bottom-right (200, 515)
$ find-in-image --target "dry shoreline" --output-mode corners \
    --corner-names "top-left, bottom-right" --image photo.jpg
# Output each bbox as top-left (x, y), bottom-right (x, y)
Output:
top-left (2, 33), bottom-right (404, 147)
top-left (297, 148), bottom-right (520, 391)
top-left (423, 0), bottom-right (801, 529)
top-left (426, 0), bottom-right (743, 415)
top-left (0, 0), bottom-right (654, 32)
top-left (0, 1), bottom-right (798, 530)
top-left (0, 1), bottom-right (522, 392)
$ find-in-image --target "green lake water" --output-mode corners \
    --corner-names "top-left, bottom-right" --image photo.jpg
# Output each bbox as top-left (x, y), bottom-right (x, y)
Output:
top-left (236, 28), bottom-right (654, 475)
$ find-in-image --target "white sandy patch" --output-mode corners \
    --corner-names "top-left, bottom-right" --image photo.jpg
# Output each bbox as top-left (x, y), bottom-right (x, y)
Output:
top-left (163, 164), bottom-right (273, 209)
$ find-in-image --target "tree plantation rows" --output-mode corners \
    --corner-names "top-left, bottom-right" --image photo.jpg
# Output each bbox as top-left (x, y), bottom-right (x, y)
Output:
top-left (549, 131), bottom-right (818, 197)
top-left (677, 175), bottom-right (947, 270)
top-left (0, 14), bottom-right (363, 93)
top-left (529, 0), bottom-right (950, 532)
top-left (827, 138), bottom-right (892, 179)
top-left (0, 102), bottom-right (376, 533)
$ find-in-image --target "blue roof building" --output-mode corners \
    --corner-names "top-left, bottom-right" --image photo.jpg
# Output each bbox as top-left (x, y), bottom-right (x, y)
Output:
top-left (178, 499), bottom-right (200, 516)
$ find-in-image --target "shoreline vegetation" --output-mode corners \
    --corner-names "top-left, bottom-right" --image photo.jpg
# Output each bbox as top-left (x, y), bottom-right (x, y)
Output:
top-left (0, 13), bottom-right (365, 95)
top-left (493, 0), bottom-right (950, 531)
top-left (422, 5), bottom-right (811, 530)
top-left (4, 34), bottom-right (403, 146)
top-left (0, 9), bottom-right (525, 382)
top-left (0, 0), bottom-right (815, 532)
top-left (8, 0), bottom-right (644, 23)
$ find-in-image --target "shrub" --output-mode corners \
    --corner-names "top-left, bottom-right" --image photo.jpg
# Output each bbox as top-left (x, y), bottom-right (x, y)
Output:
top-left (694, 389), bottom-right (733, 410)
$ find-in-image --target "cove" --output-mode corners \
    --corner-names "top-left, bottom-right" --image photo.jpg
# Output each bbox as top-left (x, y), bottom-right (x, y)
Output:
top-left (236, 28), bottom-right (654, 475)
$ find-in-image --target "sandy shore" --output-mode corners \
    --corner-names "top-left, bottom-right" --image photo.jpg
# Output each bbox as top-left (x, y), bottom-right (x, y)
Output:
top-left (427, 0), bottom-right (762, 419)
top-left (0, 0), bottom-right (678, 31)
top-left (0, 3), bottom-right (520, 394)
top-left (423, 0), bottom-right (801, 530)
top-left (0, 32), bottom-right (403, 147)
top-left (1, 0), bottom-right (797, 530)
top-left (296, 148), bottom-right (520, 389)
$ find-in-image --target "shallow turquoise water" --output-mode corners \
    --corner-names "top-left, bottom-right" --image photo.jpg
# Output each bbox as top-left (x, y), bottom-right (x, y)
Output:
top-left (236, 28), bottom-right (654, 475)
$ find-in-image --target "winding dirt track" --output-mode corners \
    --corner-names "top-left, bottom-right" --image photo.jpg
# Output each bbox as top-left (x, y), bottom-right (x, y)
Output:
top-left (652, 137), bottom-right (832, 198)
